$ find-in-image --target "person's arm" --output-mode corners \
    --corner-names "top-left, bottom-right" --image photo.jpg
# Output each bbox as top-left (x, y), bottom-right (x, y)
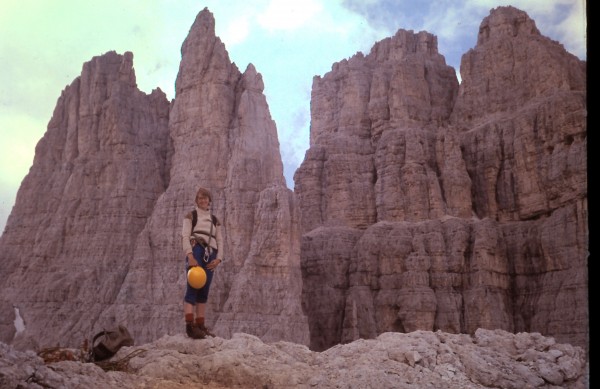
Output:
top-left (206, 222), bottom-right (224, 270)
top-left (215, 222), bottom-right (224, 263)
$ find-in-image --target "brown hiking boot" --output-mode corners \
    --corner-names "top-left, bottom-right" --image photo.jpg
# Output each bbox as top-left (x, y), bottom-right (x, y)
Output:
top-left (186, 323), bottom-right (205, 339)
top-left (197, 323), bottom-right (215, 337)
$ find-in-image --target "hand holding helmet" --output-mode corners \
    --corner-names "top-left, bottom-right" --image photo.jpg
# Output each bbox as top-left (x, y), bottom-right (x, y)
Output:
top-left (187, 266), bottom-right (207, 289)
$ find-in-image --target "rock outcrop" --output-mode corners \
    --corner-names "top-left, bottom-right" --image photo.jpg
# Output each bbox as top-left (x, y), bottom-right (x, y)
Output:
top-left (294, 6), bottom-right (587, 352)
top-left (0, 329), bottom-right (588, 389)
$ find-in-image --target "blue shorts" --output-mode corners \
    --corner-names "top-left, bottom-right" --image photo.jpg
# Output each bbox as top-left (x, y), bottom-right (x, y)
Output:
top-left (184, 243), bottom-right (217, 304)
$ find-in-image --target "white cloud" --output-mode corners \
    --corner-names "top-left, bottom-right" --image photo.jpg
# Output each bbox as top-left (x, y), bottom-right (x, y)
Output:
top-left (257, 0), bottom-right (323, 31)
top-left (222, 15), bottom-right (252, 46)
top-left (555, 0), bottom-right (587, 57)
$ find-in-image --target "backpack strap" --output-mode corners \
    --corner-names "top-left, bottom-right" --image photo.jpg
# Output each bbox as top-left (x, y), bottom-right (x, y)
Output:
top-left (190, 209), bottom-right (218, 262)
top-left (191, 210), bottom-right (218, 230)
top-left (191, 209), bottom-right (218, 262)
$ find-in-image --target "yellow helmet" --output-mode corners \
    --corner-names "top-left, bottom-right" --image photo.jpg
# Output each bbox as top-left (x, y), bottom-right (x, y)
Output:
top-left (187, 266), bottom-right (207, 289)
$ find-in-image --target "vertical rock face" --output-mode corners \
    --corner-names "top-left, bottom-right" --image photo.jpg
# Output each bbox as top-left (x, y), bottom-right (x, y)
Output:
top-left (295, 6), bottom-right (587, 351)
top-left (452, 6), bottom-right (587, 351)
top-left (298, 30), bottom-right (461, 234)
top-left (0, 5), bottom-right (586, 356)
top-left (295, 27), bottom-right (465, 352)
top-left (105, 9), bottom-right (307, 345)
top-left (0, 51), bottom-right (171, 349)
top-left (0, 8), bottom-right (308, 349)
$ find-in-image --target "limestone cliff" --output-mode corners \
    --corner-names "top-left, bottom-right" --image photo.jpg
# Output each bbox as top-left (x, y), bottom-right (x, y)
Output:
top-left (294, 6), bottom-right (587, 351)
top-left (0, 5), bottom-right (586, 359)
top-left (0, 8), bottom-right (308, 350)
top-left (0, 50), bottom-right (171, 350)
top-left (102, 9), bottom-right (308, 346)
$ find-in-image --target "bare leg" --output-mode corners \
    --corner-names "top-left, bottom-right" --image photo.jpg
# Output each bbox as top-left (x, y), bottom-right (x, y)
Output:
top-left (184, 302), bottom-right (194, 317)
top-left (195, 303), bottom-right (206, 319)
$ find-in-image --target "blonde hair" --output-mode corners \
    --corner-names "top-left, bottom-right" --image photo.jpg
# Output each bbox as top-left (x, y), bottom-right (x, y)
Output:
top-left (195, 187), bottom-right (212, 202)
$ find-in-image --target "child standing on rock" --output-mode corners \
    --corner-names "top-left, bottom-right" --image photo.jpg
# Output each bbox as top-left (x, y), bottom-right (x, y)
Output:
top-left (181, 187), bottom-right (224, 339)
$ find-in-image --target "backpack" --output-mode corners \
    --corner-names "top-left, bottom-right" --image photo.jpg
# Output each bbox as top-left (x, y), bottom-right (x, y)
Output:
top-left (90, 325), bottom-right (134, 361)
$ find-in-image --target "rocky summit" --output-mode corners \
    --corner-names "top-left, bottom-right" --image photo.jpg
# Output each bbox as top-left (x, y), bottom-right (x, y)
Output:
top-left (0, 5), bottom-right (587, 388)
top-left (0, 329), bottom-right (588, 388)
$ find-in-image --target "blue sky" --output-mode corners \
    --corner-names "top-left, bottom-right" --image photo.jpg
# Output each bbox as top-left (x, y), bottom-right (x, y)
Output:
top-left (0, 0), bottom-right (587, 232)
